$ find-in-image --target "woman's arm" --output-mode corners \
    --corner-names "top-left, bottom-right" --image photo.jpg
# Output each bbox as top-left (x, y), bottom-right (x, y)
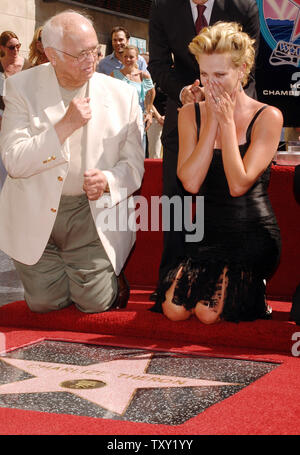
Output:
top-left (144, 87), bottom-right (155, 114)
top-left (177, 101), bottom-right (218, 194)
top-left (151, 105), bottom-right (165, 125)
top-left (221, 107), bottom-right (282, 197)
top-left (143, 77), bottom-right (156, 131)
top-left (144, 87), bottom-right (155, 131)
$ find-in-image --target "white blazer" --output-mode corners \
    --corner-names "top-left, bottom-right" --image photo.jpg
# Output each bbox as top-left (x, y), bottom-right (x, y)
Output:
top-left (0, 63), bottom-right (144, 275)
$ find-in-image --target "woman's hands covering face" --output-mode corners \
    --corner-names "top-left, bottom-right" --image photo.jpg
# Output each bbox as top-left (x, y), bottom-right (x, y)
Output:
top-left (205, 79), bottom-right (238, 124)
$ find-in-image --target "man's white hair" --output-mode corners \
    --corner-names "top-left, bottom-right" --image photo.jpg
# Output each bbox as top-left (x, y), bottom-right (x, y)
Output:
top-left (42, 10), bottom-right (94, 51)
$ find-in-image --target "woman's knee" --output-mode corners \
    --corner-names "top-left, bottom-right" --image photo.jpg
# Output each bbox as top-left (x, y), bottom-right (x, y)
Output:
top-left (162, 299), bottom-right (191, 321)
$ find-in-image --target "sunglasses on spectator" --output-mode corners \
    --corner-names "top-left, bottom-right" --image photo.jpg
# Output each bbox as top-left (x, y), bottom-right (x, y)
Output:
top-left (6, 44), bottom-right (21, 51)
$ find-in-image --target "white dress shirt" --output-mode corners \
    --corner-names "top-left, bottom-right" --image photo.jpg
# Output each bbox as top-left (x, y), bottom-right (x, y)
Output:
top-left (179, 0), bottom-right (215, 102)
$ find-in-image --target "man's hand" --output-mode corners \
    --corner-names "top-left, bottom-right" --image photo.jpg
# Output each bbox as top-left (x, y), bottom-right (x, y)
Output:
top-left (181, 80), bottom-right (205, 105)
top-left (83, 169), bottom-right (108, 201)
top-left (55, 97), bottom-right (91, 144)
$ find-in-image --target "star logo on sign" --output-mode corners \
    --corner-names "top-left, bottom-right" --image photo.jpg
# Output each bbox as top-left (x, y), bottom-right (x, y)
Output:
top-left (0, 353), bottom-right (237, 415)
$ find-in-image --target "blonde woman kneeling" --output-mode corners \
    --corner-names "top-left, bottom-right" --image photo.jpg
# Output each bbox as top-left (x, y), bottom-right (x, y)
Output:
top-left (151, 22), bottom-right (283, 324)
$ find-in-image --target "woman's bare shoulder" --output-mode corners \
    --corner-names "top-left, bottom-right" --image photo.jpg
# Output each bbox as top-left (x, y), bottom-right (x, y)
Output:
top-left (141, 71), bottom-right (150, 79)
top-left (179, 101), bottom-right (205, 120)
top-left (179, 102), bottom-right (196, 115)
top-left (254, 103), bottom-right (283, 128)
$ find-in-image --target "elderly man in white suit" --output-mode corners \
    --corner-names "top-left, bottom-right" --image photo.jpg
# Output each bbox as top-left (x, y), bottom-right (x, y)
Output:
top-left (0, 11), bottom-right (144, 313)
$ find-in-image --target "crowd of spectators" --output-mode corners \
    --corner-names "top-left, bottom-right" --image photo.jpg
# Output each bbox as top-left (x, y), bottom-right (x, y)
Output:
top-left (0, 22), bottom-right (166, 176)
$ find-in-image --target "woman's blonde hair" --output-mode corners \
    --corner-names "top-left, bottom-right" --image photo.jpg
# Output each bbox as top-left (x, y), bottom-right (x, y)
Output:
top-left (189, 22), bottom-right (255, 87)
top-left (123, 44), bottom-right (139, 56)
top-left (28, 26), bottom-right (44, 66)
top-left (123, 44), bottom-right (139, 68)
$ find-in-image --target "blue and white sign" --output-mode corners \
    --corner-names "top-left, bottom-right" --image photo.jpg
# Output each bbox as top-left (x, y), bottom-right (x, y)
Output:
top-left (256, 0), bottom-right (300, 125)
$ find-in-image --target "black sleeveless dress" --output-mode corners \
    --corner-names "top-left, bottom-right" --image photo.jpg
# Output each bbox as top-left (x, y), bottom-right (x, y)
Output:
top-left (151, 104), bottom-right (281, 322)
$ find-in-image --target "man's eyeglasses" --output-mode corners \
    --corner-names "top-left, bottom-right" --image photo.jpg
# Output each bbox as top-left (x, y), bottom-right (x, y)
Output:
top-left (53, 44), bottom-right (101, 63)
top-left (6, 44), bottom-right (21, 51)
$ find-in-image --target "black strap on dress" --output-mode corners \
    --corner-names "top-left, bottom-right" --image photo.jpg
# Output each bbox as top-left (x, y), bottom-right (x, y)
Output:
top-left (245, 105), bottom-right (268, 142)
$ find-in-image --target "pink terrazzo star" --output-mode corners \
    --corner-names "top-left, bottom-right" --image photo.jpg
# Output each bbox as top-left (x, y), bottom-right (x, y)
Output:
top-left (0, 353), bottom-right (237, 415)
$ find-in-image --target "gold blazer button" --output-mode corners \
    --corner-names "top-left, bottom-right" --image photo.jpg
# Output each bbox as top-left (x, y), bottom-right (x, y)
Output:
top-left (57, 176), bottom-right (63, 182)
top-left (50, 208), bottom-right (57, 213)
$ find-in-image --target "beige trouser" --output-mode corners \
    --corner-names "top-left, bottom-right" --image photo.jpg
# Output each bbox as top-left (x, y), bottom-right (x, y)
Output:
top-left (14, 194), bottom-right (118, 313)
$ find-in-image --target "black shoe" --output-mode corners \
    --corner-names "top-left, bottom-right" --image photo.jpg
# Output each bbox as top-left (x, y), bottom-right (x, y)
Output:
top-left (149, 291), bottom-right (158, 302)
top-left (291, 283), bottom-right (300, 324)
top-left (110, 272), bottom-right (130, 309)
